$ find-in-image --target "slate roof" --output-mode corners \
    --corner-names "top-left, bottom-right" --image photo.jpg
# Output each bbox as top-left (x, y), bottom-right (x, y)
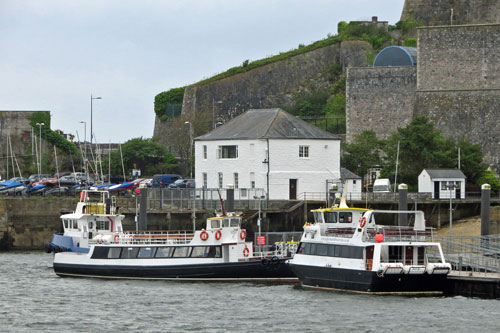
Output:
top-left (424, 169), bottom-right (466, 179)
top-left (195, 108), bottom-right (341, 141)
top-left (341, 168), bottom-right (362, 180)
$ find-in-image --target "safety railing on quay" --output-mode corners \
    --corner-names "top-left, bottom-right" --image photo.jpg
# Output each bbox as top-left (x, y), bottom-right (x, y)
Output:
top-left (435, 235), bottom-right (500, 277)
top-left (146, 188), bottom-right (267, 211)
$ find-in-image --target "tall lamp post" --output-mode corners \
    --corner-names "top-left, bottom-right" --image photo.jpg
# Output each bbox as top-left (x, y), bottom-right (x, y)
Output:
top-left (90, 94), bottom-right (102, 145)
top-left (184, 121), bottom-right (193, 179)
top-left (447, 183), bottom-right (458, 241)
top-left (254, 195), bottom-right (265, 253)
top-left (36, 122), bottom-right (45, 175)
top-left (79, 121), bottom-right (87, 173)
top-left (212, 99), bottom-right (223, 130)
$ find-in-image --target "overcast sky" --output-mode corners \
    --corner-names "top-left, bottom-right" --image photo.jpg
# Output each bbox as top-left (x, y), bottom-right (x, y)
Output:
top-left (0, 0), bottom-right (405, 143)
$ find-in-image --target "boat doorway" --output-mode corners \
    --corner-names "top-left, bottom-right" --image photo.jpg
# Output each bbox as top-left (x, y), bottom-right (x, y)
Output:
top-left (366, 246), bottom-right (374, 270)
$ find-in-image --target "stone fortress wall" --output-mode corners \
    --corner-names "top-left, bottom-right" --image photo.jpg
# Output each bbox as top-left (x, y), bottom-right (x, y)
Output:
top-left (401, 0), bottom-right (500, 26)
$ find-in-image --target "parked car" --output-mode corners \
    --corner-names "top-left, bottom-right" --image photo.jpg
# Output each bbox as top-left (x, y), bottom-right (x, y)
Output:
top-left (168, 179), bottom-right (195, 189)
top-left (151, 174), bottom-right (182, 187)
top-left (28, 174), bottom-right (50, 184)
top-left (373, 178), bottom-right (392, 193)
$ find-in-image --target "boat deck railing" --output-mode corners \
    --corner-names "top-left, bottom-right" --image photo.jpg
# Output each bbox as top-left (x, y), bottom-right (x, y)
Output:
top-left (118, 231), bottom-right (195, 245)
top-left (324, 226), bottom-right (435, 242)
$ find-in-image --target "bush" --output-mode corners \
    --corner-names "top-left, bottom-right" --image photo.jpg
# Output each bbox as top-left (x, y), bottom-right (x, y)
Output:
top-left (28, 113), bottom-right (77, 154)
top-left (478, 170), bottom-right (500, 193)
top-left (154, 87), bottom-right (186, 118)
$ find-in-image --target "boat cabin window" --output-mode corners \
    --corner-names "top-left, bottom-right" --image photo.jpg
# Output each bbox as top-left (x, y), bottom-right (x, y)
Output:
top-left (156, 247), bottom-right (174, 258)
top-left (108, 247), bottom-right (121, 259)
top-left (338, 212), bottom-right (352, 223)
top-left (211, 220), bottom-right (221, 229)
top-left (426, 246), bottom-right (443, 263)
top-left (301, 242), bottom-right (364, 259)
top-left (191, 246), bottom-right (221, 258)
top-left (63, 220), bottom-right (68, 229)
top-left (325, 212), bottom-right (337, 223)
top-left (121, 247), bottom-right (140, 259)
top-left (172, 247), bottom-right (190, 258)
top-left (96, 220), bottom-right (110, 230)
top-left (73, 220), bottom-right (78, 229)
top-left (138, 247), bottom-right (156, 258)
top-left (230, 218), bottom-right (240, 227)
top-left (222, 219), bottom-right (230, 228)
top-left (313, 212), bottom-right (324, 223)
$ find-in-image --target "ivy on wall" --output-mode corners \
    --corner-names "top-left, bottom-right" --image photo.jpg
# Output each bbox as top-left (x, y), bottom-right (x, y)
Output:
top-left (28, 113), bottom-right (78, 154)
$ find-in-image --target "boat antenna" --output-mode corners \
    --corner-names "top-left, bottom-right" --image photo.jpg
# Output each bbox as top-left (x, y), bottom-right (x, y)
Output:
top-left (217, 188), bottom-right (226, 216)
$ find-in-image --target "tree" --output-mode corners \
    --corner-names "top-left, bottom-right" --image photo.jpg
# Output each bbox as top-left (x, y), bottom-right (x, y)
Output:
top-left (478, 171), bottom-right (500, 194)
top-left (456, 138), bottom-right (488, 184)
top-left (381, 116), bottom-right (455, 186)
top-left (342, 130), bottom-right (382, 178)
top-left (104, 137), bottom-right (178, 177)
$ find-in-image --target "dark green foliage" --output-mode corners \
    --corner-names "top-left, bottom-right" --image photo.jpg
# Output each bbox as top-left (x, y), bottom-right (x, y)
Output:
top-left (337, 21), bottom-right (393, 50)
top-left (394, 17), bottom-right (423, 35)
top-left (403, 37), bottom-right (417, 47)
top-left (325, 94), bottom-right (346, 117)
top-left (154, 87), bottom-right (186, 119)
top-left (288, 91), bottom-right (330, 117)
top-left (28, 113), bottom-right (78, 154)
top-left (456, 138), bottom-right (488, 184)
top-left (342, 131), bottom-right (382, 178)
top-left (478, 171), bottom-right (500, 193)
top-left (104, 137), bottom-right (178, 177)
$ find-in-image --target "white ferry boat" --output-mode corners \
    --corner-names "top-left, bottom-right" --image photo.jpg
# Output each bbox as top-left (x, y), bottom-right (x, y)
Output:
top-left (53, 213), bottom-right (297, 282)
top-left (288, 205), bottom-right (451, 294)
top-left (46, 190), bottom-right (125, 253)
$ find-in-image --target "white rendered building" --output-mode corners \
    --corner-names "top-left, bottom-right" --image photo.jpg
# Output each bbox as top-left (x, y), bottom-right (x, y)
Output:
top-left (418, 169), bottom-right (466, 199)
top-left (194, 109), bottom-right (341, 200)
top-left (341, 168), bottom-right (362, 199)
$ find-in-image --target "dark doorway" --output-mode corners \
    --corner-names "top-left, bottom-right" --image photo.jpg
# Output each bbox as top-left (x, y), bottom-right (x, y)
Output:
top-left (289, 179), bottom-right (297, 200)
top-left (434, 181), bottom-right (440, 199)
top-left (456, 186), bottom-right (461, 199)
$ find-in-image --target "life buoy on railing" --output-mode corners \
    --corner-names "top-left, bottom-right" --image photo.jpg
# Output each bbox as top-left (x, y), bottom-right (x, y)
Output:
top-left (243, 246), bottom-right (250, 257)
top-left (240, 230), bottom-right (247, 240)
top-left (114, 234), bottom-right (120, 244)
top-left (359, 217), bottom-right (367, 228)
top-left (200, 230), bottom-right (209, 241)
top-left (215, 230), bottom-right (222, 240)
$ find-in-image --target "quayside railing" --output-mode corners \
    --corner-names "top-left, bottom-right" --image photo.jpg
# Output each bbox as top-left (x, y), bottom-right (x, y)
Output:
top-left (436, 235), bottom-right (500, 277)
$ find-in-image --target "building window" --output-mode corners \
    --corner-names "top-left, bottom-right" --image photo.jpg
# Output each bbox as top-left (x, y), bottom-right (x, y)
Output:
top-left (203, 145), bottom-right (207, 159)
top-left (299, 145), bottom-right (309, 158)
top-left (353, 180), bottom-right (357, 185)
top-left (251, 181), bottom-right (255, 189)
top-left (217, 145), bottom-right (238, 159)
top-left (203, 173), bottom-right (207, 188)
top-left (234, 173), bottom-right (239, 189)
top-left (218, 172), bottom-right (223, 188)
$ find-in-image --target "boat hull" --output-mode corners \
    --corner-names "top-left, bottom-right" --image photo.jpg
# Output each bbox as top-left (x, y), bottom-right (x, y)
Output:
top-left (289, 264), bottom-right (448, 294)
top-left (54, 258), bottom-right (297, 282)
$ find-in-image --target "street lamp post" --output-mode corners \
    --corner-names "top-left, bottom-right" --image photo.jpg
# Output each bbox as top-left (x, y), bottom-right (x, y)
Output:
top-left (212, 99), bottom-right (223, 130)
top-left (79, 121), bottom-right (87, 172)
top-left (447, 183), bottom-right (458, 241)
top-left (90, 94), bottom-right (102, 145)
top-left (36, 122), bottom-right (45, 175)
top-left (254, 195), bottom-right (265, 253)
top-left (184, 121), bottom-right (193, 179)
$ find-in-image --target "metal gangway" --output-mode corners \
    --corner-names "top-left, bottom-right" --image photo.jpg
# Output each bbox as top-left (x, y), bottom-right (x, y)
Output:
top-left (436, 234), bottom-right (500, 278)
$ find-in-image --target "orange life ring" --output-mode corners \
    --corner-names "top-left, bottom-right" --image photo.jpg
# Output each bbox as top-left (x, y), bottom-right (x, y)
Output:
top-left (114, 234), bottom-right (120, 244)
top-left (200, 230), bottom-right (209, 241)
top-left (240, 230), bottom-right (247, 240)
top-left (215, 230), bottom-right (222, 240)
top-left (243, 247), bottom-right (249, 257)
top-left (359, 217), bottom-right (367, 228)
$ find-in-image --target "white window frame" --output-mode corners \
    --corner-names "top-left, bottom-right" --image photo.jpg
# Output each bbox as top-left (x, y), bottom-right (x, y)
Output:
top-left (234, 173), bottom-right (239, 189)
top-left (299, 145), bottom-right (309, 158)
top-left (217, 145), bottom-right (238, 159)
top-left (203, 145), bottom-right (207, 159)
top-left (203, 173), bottom-right (207, 188)
top-left (218, 172), bottom-right (223, 188)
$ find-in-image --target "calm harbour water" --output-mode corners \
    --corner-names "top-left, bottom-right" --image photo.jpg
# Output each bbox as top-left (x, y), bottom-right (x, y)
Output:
top-left (0, 252), bottom-right (499, 332)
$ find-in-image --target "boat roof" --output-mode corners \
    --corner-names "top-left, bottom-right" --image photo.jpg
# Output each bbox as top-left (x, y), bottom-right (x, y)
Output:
top-left (310, 207), bottom-right (370, 213)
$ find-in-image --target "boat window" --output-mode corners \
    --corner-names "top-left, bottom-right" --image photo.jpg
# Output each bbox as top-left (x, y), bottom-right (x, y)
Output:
top-left (425, 246), bottom-right (443, 263)
top-left (155, 247), bottom-right (174, 258)
top-left (230, 218), bottom-right (240, 227)
top-left (91, 246), bottom-right (109, 259)
top-left (334, 245), bottom-right (341, 257)
top-left (211, 220), bottom-right (221, 229)
top-left (108, 247), bottom-right (122, 259)
top-left (73, 220), bottom-right (78, 229)
top-left (172, 247), bottom-right (190, 258)
top-left (417, 247), bottom-right (425, 265)
top-left (96, 220), bottom-right (110, 230)
top-left (313, 212), bottom-right (324, 223)
top-left (138, 247), bottom-right (156, 258)
top-left (316, 244), bottom-right (328, 256)
top-left (222, 219), bottom-right (230, 228)
top-left (88, 221), bottom-right (93, 229)
top-left (325, 212), bottom-right (337, 223)
top-left (63, 220), bottom-right (68, 229)
top-left (310, 243), bottom-right (317, 255)
top-left (338, 212), bottom-right (352, 223)
top-left (304, 243), bottom-right (311, 254)
top-left (387, 246), bottom-right (404, 262)
top-left (121, 247), bottom-right (139, 259)
top-left (191, 246), bottom-right (210, 258)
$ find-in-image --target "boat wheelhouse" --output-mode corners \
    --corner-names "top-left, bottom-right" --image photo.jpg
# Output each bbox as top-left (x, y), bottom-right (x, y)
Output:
top-left (288, 207), bottom-right (451, 294)
top-left (46, 190), bottom-right (125, 253)
top-left (53, 213), bottom-right (298, 282)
